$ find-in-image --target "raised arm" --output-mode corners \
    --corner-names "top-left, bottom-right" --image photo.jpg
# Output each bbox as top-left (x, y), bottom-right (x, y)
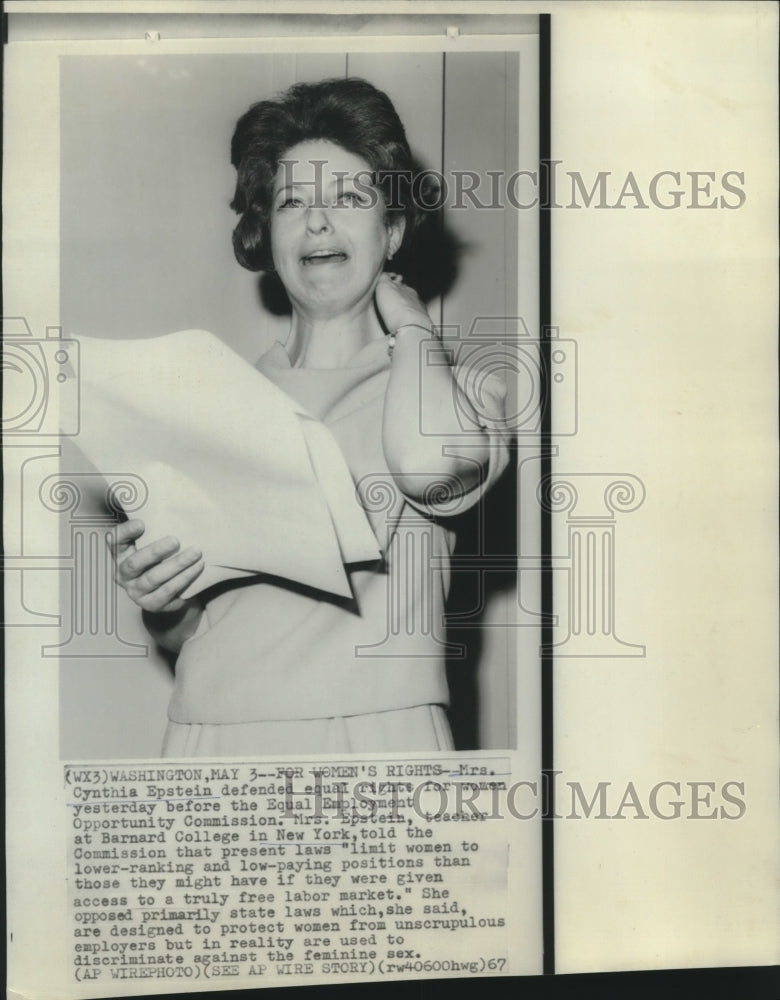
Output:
top-left (107, 519), bottom-right (204, 654)
top-left (376, 274), bottom-right (491, 503)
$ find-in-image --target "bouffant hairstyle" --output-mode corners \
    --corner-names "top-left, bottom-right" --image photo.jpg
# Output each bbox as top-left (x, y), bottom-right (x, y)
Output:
top-left (230, 77), bottom-right (421, 272)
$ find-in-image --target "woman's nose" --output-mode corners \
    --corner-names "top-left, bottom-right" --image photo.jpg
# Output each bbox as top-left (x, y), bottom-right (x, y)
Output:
top-left (305, 206), bottom-right (333, 233)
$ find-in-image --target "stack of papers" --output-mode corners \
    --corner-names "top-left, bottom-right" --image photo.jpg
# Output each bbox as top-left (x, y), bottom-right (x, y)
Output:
top-left (66, 329), bottom-right (380, 598)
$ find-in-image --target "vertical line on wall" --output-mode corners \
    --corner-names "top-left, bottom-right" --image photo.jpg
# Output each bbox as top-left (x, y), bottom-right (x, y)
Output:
top-left (504, 49), bottom-right (521, 750)
top-left (539, 11), bottom-right (555, 978)
top-left (439, 50), bottom-right (446, 330)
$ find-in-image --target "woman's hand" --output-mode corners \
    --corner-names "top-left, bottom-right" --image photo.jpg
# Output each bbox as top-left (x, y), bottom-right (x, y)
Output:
top-left (374, 273), bottom-right (433, 335)
top-left (107, 519), bottom-right (204, 614)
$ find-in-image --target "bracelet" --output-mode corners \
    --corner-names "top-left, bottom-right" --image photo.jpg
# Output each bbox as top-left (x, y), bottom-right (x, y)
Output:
top-left (387, 323), bottom-right (436, 358)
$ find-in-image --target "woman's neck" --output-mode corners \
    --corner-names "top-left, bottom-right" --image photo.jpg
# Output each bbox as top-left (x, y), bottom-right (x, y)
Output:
top-left (286, 303), bottom-right (385, 369)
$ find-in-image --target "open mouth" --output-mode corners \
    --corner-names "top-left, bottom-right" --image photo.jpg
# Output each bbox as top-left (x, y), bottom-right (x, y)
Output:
top-left (301, 249), bottom-right (348, 266)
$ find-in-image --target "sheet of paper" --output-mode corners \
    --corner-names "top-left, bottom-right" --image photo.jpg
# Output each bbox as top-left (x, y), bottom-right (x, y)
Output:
top-left (65, 329), bottom-right (381, 598)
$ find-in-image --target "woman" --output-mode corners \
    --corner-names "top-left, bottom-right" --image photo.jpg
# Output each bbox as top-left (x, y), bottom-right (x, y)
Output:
top-left (108, 78), bottom-right (510, 756)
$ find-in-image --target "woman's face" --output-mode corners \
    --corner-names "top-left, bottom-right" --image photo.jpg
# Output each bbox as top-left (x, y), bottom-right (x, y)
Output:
top-left (269, 139), bottom-right (404, 320)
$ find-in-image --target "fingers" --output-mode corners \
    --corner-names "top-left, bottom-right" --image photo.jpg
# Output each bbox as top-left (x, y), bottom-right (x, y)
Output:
top-left (106, 518), bottom-right (145, 559)
top-left (122, 543), bottom-right (201, 591)
top-left (117, 535), bottom-right (182, 582)
top-left (134, 557), bottom-right (205, 614)
top-left (107, 524), bottom-right (205, 613)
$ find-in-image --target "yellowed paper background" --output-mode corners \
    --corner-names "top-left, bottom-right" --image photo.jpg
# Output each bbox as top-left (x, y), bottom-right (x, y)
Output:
top-left (3, 2), bottom-right (778, 993)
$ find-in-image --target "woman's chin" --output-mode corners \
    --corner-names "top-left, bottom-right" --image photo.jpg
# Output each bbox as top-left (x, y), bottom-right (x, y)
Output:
top-left (291, 282), bottom-right (377, 319)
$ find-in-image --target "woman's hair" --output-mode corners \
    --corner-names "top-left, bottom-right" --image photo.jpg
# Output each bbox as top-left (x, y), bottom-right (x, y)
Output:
top-left (230, 77), bottom-right (425, 272)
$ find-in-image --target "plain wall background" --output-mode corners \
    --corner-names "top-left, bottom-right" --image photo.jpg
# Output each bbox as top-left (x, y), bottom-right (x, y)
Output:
top-left (58, 49), bottom-right (538, 757)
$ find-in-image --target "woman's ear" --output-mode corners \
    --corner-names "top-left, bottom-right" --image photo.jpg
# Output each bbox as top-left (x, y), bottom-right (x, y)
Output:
top-left (386, 215), bottom-right (406, 260)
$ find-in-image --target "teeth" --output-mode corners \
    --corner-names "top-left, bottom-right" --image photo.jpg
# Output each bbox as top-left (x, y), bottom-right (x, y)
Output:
top-left (302, 249), bottom-right (347, 264)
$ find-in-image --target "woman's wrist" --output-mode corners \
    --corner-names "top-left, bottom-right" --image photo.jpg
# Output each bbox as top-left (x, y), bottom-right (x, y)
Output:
top-left (387, 321), bottom-right (437, 357)
top-left (396, 320), bottom-right (434, 335)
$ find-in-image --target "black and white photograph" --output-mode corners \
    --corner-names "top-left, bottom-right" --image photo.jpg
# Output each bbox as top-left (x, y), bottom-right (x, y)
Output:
top-left (52, 38), bottom-right (540, 761)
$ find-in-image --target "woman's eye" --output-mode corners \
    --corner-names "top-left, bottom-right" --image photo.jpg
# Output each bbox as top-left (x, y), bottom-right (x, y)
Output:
top-left (277, 196), bottom-right (304, 210)
top-left (335, 191), bottom-right (366, 207)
